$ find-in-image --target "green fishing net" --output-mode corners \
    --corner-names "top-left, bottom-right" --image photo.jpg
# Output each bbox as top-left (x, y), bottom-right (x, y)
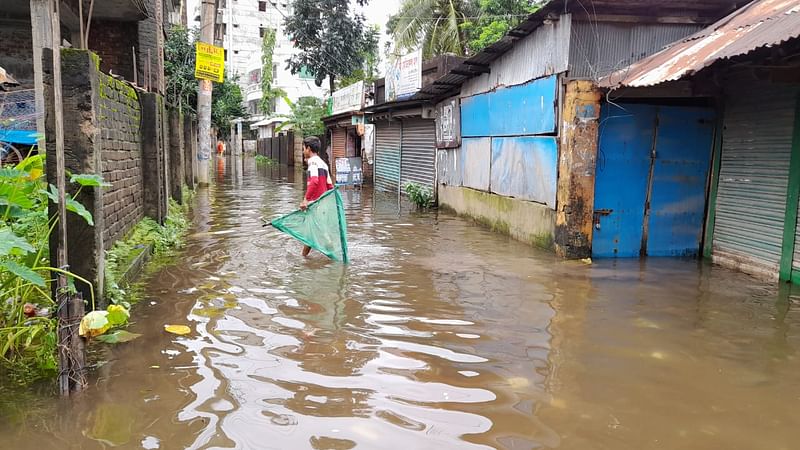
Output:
top-left (271, 188), bottom-right (349, 263)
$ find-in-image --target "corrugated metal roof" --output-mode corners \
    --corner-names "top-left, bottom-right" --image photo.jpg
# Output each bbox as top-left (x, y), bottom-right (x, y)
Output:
top-left (601, 0), bottom-right (800, 88)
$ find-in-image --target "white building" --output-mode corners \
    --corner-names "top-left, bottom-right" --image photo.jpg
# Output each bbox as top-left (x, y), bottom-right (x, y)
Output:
top-left (218, 0), bottom-right (327, 137)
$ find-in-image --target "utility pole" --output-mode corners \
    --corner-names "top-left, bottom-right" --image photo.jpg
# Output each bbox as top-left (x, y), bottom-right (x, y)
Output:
top-left (197, 0), bottom-right (216, 185)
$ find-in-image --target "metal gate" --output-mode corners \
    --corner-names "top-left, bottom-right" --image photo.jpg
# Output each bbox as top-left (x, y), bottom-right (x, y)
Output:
top-left (400, 118), bottom-right (436, 188)
top-left (374, 121), bottom-right (401, 192)
top-left (593, 103), bottom-right (714, 258)
top-left (712, 86), bottom-right (796, 273)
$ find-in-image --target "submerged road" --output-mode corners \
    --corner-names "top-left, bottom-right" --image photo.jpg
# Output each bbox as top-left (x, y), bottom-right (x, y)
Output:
top-left (2, 157), bottom-right (800, 449)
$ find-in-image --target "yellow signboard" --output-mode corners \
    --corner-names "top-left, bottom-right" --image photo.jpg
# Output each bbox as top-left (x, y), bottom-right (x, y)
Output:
top-left (194, 42), bottom-right (225, 83)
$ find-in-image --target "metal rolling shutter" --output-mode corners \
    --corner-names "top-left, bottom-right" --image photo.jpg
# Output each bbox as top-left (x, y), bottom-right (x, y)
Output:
top-left (331, 128), bottom-right (346, 178)
top-left (400, 118), bottom-right (436, 188)
top-left (714, 85), bottom-right (797, 272)
top-left (374, 121), bottom-right (401, 192)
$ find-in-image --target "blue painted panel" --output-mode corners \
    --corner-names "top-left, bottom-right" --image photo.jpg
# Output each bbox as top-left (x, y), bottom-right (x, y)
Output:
top-left (647, 107), bottom-right (714, 256)
top-left (490, 136), bottom-right (558, 208)
top-left (461, 76), bottom-right (557, 137)
top-left (592, 104), bottom-right (655, 258)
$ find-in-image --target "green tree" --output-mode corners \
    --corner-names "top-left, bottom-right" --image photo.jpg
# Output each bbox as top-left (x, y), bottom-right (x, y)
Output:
top-left (212, 73), bottom-right (248, 139)
top-left (164, 25), bottom-right (198, 112)
top-left (461, 0), bottom-right (541, 53)
top-left (284, 0), bottom-right (374, 93)
top-left (260, 27), bottom-right (285, 115)
top-left (337, 25), bottom-right (380, 89)
top-left (387, 0), bottom-right (476, 58)
top-left (275, 96), bottom-right (326, 137)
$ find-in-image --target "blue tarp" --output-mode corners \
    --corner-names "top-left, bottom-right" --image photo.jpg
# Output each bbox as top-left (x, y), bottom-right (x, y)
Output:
top-left (0, 130), bottom-right (37, 146)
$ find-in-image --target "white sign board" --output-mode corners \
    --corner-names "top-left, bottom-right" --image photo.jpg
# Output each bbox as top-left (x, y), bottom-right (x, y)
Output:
top-left (331, 81), bottom-right (365, 115)
top-left (386, 50), bottom-right (422, 102)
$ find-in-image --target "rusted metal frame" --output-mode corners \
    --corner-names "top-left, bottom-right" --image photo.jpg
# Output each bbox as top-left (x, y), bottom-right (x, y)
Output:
top-left (702, 100), bottom-right (725, 259)
top-left (780, 93), bottom-right (800, 282)
top-left (640, 112), bottom-right (660, 256)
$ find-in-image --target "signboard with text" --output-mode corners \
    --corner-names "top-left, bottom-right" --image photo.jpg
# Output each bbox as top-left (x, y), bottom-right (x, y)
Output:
top-left (386, 50), bottom-right (422, 102)
top-left (436, 97), bottom-right (461, 148)
top-left (195, 42), bottom-right (225, 83)
top-left (331, 81), bottom-right (365, 115)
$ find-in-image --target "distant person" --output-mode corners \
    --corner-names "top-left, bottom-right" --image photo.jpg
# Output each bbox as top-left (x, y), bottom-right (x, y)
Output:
top-left (300, 136), bottom-right (334, 257)
top-left (216, 140), bottom-right (225, 156)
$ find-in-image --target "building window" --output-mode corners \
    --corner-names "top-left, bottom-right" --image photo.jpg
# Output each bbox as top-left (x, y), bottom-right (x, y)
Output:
top-left (272, 63), bottom-right (278, 80)
top-left (234, 50), bottom-right (239, 55)
top-left (260, 27), bottom-right (266, 38)
top-left (233, 23), bottom-right (239, 28)
top-left (259, 1), bottom-right (267, 11)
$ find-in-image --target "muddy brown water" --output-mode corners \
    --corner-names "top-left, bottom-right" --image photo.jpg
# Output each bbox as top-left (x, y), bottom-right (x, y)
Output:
top-left (2, 157), bottom-right (800, 450)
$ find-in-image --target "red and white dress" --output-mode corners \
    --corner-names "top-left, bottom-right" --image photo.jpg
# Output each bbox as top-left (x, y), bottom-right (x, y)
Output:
top-left (306, 155), bottom-right (334, 202)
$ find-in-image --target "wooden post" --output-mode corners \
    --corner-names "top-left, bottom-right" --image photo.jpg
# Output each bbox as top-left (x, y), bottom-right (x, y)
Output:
top-left (49, 0), bottom-right (86, 396)
top-left (30, 0), bottom-right (53, 148)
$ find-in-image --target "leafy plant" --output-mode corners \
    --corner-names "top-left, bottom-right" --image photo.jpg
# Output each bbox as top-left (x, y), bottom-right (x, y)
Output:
top-left (260, 27), bottom-right (286, 115)
top-left (212, 73), bottom-right (248, 140)
top-left (0, 153), bottom-right (101, 384)
top-left (165, 25), bottom-right (199, 113)
top-left (254, 155), bottom-right (277, 166)
top-left (274, 96), bottom-right (326, 137)
top-left (104, 198), bottom-right (191, 306)
top-left (404, 182), bottom-right (435, 209)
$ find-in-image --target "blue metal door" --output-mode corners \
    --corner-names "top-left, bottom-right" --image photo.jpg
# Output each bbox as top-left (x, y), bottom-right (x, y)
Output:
top-left (647, 107), bottom-right (714, 256)
top-left (593, 104), bottom-right (655, 257)
top-left (593, 104), bottom-right (714, 258)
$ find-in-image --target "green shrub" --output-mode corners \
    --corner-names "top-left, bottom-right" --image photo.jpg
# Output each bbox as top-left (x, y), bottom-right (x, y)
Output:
top-left (403, 182), bottom-right (434, 209)
top-left (254, 155), bottom-right (277, 166)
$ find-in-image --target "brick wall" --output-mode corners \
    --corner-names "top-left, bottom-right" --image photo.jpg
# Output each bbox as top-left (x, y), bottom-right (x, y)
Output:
top-left (98, 74), bottom-right (144, 248)
top-left (0, 20), bottom-right (34, 86)
top-left (89, 21), bottom-right (138, 82)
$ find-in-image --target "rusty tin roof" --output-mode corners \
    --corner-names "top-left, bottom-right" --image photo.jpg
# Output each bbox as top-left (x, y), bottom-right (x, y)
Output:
top-left (601, 0), bottom-right (800, 88)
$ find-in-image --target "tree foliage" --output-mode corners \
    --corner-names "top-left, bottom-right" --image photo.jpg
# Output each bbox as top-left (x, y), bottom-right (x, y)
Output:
top-left (276, 96), bottom-right (327, 137)
top-left (212, 73), bottom-right (248, 139)
top-left (387, 0), bottom-right (540, 57)
top-left (164, 25), bottom-right (198, 113)
top-left (284, 0), bottom-right (373, 93)
top-left (388, 0), bottom-right (475, 58)
top-left (461, 0), bottom-right (541, 54)
top-left (260, 27), bottom-right (285, 115)
top-left (337, 25), bottom-right (381, 89)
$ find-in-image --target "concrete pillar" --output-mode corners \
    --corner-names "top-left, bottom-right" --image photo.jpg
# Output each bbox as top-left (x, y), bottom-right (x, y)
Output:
top-left (140, 93), bottom-right (167, 224)
top-left (43, 49), bottom-right (105, 305)
top-left (183, 115), bottom-right (195, 189)
top-left (168, 107), bottom-right (184, 203)
top-left (554, 80), bottom-right (602, 259)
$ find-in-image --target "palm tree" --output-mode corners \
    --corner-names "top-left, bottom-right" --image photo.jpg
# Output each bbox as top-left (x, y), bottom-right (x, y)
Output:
top-left (388, 0), bottom-right (475, 58)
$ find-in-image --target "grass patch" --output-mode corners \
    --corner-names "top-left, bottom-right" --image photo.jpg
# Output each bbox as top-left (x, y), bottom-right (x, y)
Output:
top-left (105, 191), bottom-right (193, 307)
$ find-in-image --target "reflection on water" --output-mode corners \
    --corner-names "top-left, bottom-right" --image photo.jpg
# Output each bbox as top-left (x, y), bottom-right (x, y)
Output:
top-left (2, 156), bottom-right (800, 449)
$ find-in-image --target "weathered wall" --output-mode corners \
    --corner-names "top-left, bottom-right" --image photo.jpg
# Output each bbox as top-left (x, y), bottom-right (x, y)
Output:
top-left (89, 21), bottom-right (138, 82)
top-left (438, 185), bottom-right (556, 250)
top-left (45, 49), bottom-right (190, 305)
top-left (554, 80), bottom-right (602, 258)
top-left (44, 49), bottom-right (105, 303)
top-left (98, 73), bottom-right (144, 248)
top-left (0, 20), bottom-right (35, 85)
top-left (460, 14), bottom-right (571, 97)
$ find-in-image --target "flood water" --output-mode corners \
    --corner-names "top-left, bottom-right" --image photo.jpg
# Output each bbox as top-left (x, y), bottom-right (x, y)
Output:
top-left (2, 156), bottom-right (800, 449)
